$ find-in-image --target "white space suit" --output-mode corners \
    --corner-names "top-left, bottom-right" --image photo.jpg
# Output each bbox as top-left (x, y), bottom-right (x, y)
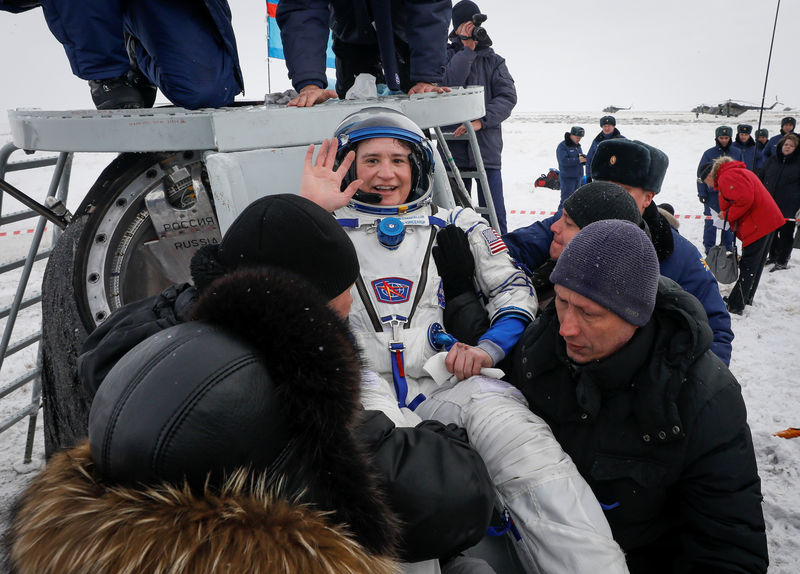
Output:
top-left (338, 203), bottom-right (535, 409)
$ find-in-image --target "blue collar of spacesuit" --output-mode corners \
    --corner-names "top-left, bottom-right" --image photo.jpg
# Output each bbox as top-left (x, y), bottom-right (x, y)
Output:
top-left (347, 191), bottom-right (433, 216)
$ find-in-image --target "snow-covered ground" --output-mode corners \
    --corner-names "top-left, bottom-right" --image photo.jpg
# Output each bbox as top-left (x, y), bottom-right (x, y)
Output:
top-left (1, 109), bottom-right (798, 571)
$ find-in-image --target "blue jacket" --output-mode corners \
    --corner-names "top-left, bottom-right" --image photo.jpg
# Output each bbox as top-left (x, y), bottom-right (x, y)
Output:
top-left (586, 128), bottom-right (625, 178)
top-left (755, 140), bottom-right (769, 173)
top-left (731, 137), bottom-right (757, 171)
top-left (697, 142), bottom-right (744, 200)
top-left (505, 209), bottom-right (734, 366)
top-left (556, 135), bottom-right (584, 180)
top-left (276, 0), bottom-right (451, 91)
top-left (443, 41), bottom-right (516, 170)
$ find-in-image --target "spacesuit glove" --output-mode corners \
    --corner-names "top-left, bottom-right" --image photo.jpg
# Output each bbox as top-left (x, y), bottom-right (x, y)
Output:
top-left (433, 225), bottom-right (475, 300)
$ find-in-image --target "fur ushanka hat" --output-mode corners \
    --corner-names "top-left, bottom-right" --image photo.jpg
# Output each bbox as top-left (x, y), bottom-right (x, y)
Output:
top-left (590, 139), bottom-right (669, 194)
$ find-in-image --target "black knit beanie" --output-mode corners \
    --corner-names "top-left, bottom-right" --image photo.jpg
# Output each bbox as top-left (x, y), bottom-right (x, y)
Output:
top-left (550, 220), bottom-right (659, 327)
top-left (190, 194), bottom-right (359, 300)
top-left (452, 0), bottom-right (480, 30)
top-left (563, 181), bottom-right (642, 230)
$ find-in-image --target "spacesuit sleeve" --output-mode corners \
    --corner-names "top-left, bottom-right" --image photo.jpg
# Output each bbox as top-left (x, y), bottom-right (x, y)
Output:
top-left (447, 208), bottom-right (536, 344)
top-left (417, 377), bottom-right (630, 574)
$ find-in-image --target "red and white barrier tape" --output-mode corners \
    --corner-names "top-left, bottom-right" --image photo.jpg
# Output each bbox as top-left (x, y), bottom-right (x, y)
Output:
top-left (509, 210), bottom-right (796, 222)
top-left (0, 227), bottom-right (48, 237)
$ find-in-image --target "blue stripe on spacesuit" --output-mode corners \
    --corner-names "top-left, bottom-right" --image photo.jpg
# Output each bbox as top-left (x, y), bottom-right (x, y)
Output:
top-left (480, 315), bottom-right (528, 358)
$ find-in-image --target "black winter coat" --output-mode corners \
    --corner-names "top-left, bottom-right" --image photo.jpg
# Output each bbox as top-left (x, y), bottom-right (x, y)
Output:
top-left (76, 284), bottom-right (493, 563)
top-left (762, 146), bottom-right (800, 218)
top-left (511, 278), bottom-right (768, 574)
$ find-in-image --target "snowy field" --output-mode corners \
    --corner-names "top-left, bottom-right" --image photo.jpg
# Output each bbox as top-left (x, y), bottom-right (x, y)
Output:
top-left (0, 109), bottom-right (798, 571)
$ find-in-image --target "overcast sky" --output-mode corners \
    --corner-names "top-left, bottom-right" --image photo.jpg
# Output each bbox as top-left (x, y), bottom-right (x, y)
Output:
top-left (1, 0), bottom-right (796, 114)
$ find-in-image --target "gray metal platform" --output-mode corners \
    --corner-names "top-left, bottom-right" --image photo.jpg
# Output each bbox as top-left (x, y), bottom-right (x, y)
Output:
top-left (8, 87), bottom-right (486, 153)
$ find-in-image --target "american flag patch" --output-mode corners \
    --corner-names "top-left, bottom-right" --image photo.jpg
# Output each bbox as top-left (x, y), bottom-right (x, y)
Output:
top-left (481, 227), bottom-right (507, 255)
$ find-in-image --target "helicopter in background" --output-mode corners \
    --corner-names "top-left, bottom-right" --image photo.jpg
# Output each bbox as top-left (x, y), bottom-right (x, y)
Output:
top-left (692, 97), bottom-right (781, 117)
top-left (603, 104), bottom-right (631, 113)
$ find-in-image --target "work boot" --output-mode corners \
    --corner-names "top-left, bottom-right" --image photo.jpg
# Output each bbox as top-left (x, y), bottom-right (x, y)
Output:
top-left (125, 32), bottom-right (157, 108)
top-left (127, 69), bottom-right (157, 108)
top-left (769, 263), bottom-right (788, 272)
top-left (89, 76), bottom-right (145, 110)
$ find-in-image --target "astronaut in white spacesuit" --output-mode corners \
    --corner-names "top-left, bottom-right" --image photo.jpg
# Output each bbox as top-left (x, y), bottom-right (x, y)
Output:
top-left (327, 107), bottom-right (536, 410)
top-left (300, 107), bottom-right (629, 574)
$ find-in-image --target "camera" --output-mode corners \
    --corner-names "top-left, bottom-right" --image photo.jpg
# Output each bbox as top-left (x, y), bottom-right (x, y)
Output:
top-left (470, 14), bottom-right (489, 43)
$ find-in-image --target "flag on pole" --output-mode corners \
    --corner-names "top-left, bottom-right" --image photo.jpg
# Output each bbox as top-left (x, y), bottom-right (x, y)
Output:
top-left (266, 0), bottom-right (335, 69)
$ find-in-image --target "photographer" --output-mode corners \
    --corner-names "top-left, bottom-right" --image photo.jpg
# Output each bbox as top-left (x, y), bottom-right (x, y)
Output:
top-left (443, 0), bottom-right (517, 234)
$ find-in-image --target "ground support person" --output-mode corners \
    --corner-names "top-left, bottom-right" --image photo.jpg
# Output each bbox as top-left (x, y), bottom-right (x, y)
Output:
top-left (76, 194), bottom-right (495, 571)
top-left (276, 0), bottom-right (452, 107)
top-left (755, 128), bottom-right (770, 175)
top-left (763, 116), bottom-right (796, 159)
top-left (511, 220), bottom-right (768, 574)
top-left (585, 115), bottom-right (625, 181)
top-left (556, 126), bottom-right (586, 208)
top-left (762, 133), bottom-right (800, 271)
top-left (8, 269), bottom-right (400, 574)
top-left (697, 126), bottom-right (744, 253)
top-left (443, 0), bottom-right (516, 234)
top-left (702, 158), bottom-right (783, 315)
top-left (33, 0), bottom-right (242, 109)
top-left (505, 139), bottom-right (734, 366)
top-left (732, 124), bottom-right (757, 171)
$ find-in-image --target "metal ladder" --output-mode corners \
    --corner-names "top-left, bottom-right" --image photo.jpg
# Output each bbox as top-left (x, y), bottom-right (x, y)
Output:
top-left (0, 143), bottom-right (72, 463)
top-left (431, 122), bottom-right (500, 231)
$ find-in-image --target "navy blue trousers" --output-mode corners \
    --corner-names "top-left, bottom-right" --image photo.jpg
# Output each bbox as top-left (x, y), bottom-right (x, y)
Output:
top-left (40, 0), bottom-right (241, 108)
top-left (463, 169), bottom-right (507, 234)
top-left (559, 176), bottom-right (581, 211)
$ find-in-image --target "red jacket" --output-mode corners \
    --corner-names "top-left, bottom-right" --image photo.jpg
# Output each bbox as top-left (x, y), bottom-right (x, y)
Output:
top-left (714, 160), bottom-right (785, 247)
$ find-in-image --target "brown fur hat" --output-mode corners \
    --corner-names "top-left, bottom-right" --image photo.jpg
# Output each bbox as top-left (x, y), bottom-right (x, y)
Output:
top-left (5, 442), bottom-right (398, 574)
top-left (8, 268), bottom-right (401, 571)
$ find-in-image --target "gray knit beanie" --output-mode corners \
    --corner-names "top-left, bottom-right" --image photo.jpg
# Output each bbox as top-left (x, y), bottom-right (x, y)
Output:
top-left (563, 181), bottom-right (643, 229)
top-left (549, 220), bottom-right (659, 327)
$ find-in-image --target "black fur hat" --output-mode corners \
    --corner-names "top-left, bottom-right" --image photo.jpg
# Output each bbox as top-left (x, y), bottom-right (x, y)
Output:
top-left (781, 116), bottom-right (796, 128)
top-left (590, 139), bottom-right (669, 194)
top-left (600, 115), bottom-right (616, 126)
top-left (88, 268), bottom-right (399, 556)
top-left (190, 194), bottom-right (359, 300)
top-left (756, 128), bottom-right (769, 138)
top-left (737, 124), bottom-right (752, 135)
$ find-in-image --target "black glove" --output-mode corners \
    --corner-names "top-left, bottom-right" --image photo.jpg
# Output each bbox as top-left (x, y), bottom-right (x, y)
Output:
top-left (698, 196), bottom-right (706, 204)
top-left (433, 225), bottom-right (475, 300)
